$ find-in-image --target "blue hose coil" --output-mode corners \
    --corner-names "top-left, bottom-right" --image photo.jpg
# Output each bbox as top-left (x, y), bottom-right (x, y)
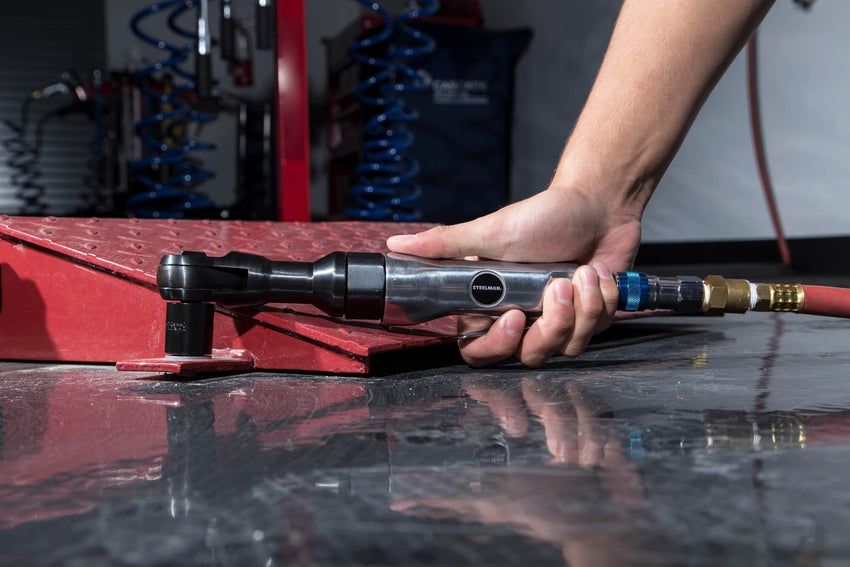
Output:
top-left (616, 271), bottom-right (649, 312)
top-left (346, 0), bottom-right (439, 221)
top-left (128, 0), bottom-right (216, 218)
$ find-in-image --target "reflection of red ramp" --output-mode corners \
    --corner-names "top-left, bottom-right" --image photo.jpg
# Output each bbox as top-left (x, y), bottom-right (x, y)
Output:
top-left (0, 217), bottom-right (454, 374)
top-left (0, 368), bottom-right (169, 529)
top-left (0, 367), bottom-right (371, 529)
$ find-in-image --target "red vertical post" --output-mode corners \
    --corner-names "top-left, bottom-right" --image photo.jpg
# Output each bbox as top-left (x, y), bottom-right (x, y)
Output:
top-left (275, 0), bottom-right (310, 221)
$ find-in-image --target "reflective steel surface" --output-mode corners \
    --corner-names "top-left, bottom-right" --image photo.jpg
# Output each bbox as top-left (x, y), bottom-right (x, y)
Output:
top-left (382, 253), bottom-right (576, 324)
top-left (2, 312), bottom-right (850, 566)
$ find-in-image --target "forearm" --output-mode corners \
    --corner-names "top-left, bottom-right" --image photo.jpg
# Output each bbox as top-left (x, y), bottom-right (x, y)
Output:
top-left (553, 0), bottom-right (775, 218)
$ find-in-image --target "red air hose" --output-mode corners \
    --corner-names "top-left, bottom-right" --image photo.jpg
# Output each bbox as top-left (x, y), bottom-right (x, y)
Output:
top-left (802, 285), bottom-right (850, 319)
top-left (747, 32), bottom-right (793, 266)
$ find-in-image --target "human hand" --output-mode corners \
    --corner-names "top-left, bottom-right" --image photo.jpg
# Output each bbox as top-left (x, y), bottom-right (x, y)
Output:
top-left (390, 376), bottom-right (658, 567)
top-left (387, 186), bottom-right (641, 367)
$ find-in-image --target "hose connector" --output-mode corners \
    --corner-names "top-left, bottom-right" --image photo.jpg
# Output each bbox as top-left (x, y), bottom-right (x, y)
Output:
top-left (703, 275), bottom-right (752, 315)
top-left (615, 273), bottom-right (703, 313)
top-left (702, 276), bottom-right (805, 314)
top-left (760, 283), bottom-right (805, 313)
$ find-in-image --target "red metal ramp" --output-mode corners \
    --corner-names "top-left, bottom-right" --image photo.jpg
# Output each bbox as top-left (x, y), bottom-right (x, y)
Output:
top-left (0, 216), bottom-right (455, 374)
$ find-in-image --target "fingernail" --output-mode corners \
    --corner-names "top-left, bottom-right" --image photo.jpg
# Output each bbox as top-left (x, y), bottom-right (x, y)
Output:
top-left (554, 279), bottom-right (573, 305)
top-left (580, 266), bottom-right (599, 290)
top-left (556, 441), bottom-right (576, 461)
top-left (593, 261), bottom-right (611, 280)
top-left (500, 414), bottom-right (523, 437)
top-left (502, 312), bottom-right (523, 337)
top-left (387, 234), bottom-right (416, 246)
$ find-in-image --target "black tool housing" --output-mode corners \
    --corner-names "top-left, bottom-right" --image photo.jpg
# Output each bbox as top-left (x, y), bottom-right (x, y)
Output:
top-left (157, 250), bottom-right (387, 320)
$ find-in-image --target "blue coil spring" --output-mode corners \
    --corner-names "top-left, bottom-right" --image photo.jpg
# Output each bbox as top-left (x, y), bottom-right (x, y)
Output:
top-left (129, 0), bottom-right (216, 218)
top-left (346, 0), bottom-right (439, 221)
top-left (2, 99), bottom-right (47, 215)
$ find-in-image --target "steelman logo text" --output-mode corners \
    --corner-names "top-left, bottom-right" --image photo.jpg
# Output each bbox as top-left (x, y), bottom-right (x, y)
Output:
top-left (470, 272), bottom-right (505, 306)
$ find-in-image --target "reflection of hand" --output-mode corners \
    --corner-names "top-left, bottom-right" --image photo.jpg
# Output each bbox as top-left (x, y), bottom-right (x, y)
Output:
top-left (465, 376), bottom-right (613, 467)
top-left (387, 187), bottom-right (633, 368)
top-left (392, 376), bottom-right (662, 567)
top-left (464, 376), bottom-right (645, 502)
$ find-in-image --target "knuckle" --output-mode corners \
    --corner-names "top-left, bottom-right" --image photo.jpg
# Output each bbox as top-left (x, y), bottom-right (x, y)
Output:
top-left (538, 314), bottom-right (573, 338)
top-left (459, 338), bottom-right (518, 368)
top-left (465, 357), bottom-right (493, 368)
top-left (563, 343), bottom-right (586, 358)
top-left (422, 225), bottom-right (455, 257)
top-left (594, 317), bottom-right (613, 335)
top-left (520, 352), bottom-right (549, 368)
top-left (460, 348), bottom-right (497, 367)
top-left (519, 341), bottom-right (557, 368)
top-left (602, 290), bottom-right (620, 312)
top-left (430, 224), bottom-right (453, 237)
top-left (581, 297), bottom-right (605, 319)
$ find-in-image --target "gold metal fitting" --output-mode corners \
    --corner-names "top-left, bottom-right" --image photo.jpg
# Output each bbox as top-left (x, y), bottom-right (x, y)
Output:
top-left (725, 279), bottom-right (752, 313)
top-left (757, 283), bottom-right (805, 313)
top-left (752, 283), bottom-right (772, 311)
top-left (748, 283), bottom-right (805, 312)
top-left (702, 275), bottom-right (752, 315)
top-left (703, 275), bottom-right (727, 315)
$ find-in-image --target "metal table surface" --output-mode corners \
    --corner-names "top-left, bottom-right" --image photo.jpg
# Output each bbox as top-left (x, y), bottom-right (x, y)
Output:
top-left (2, 285), bottom-right (850, 565)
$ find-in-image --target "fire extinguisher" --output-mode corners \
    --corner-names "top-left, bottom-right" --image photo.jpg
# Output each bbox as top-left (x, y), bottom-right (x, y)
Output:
top-left (231, 21), bottom-right (253, 87)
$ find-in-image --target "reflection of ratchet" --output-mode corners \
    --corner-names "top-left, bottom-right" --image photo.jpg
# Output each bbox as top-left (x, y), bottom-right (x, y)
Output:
top-left (474, 435), bottom-right (510, 467)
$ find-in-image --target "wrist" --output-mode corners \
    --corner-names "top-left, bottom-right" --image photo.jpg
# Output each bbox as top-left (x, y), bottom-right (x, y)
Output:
top-left (549, 143), bottom-right (656, 224)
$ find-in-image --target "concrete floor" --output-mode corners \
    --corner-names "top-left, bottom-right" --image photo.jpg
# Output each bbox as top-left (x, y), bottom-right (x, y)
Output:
top-left (1, 270), bottom-right (850, 565)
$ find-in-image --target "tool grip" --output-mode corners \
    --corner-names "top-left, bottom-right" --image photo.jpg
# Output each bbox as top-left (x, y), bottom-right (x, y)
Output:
top-left (382, 253), bottom-right (576, 325)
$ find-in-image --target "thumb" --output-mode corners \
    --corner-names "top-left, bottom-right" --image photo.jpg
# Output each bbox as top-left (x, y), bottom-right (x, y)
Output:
top-left (386, 221), bottom-right (497, 259)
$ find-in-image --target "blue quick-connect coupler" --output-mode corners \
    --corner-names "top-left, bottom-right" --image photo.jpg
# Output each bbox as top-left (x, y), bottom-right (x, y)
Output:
top-left (616, 271), bottom-right (650, 312)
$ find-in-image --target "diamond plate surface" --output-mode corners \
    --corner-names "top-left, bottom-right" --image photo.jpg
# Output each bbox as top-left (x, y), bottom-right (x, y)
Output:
top-left (0, 216), bottom-right (427, 277)
top-left (0, 216), bottom-right (456, 373)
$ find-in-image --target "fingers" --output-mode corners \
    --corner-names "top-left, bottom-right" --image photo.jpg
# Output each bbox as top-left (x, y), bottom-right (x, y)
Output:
top-left (387, 220), bottom-right (499, 260)
top-left (458, 311), bottom-right (526, 367)
top-left (514, 263), bottom-right (618, 367)
top-left (453, 262), bottom-right (619, 368)
top-left (567, 384), bottom-right (606, 468)
top-left (592, 261), bottom-right (620, 335)
top-left (521, 377), bottom-right (577, 464)
top-left (515, 278), bottom-right (576, 367)
top-left (563, 265), bottom-right (604, 358)
top-left (463, 378), bottom-right (529, 438)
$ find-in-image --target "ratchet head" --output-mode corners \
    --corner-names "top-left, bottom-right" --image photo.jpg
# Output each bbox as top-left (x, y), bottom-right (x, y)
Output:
top-left (157, 250), bottom-right (347, 315)
top-left (157, 250), bottom-right (388, 320)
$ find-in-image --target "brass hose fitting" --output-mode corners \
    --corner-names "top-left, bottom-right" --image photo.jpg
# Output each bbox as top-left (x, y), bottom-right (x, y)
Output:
top-left (702, 276), bottom-right (806, 315)
top-left (703, 275), bottom-right (752, 315)
top-left (760, 283), bottom-right (805, 313)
